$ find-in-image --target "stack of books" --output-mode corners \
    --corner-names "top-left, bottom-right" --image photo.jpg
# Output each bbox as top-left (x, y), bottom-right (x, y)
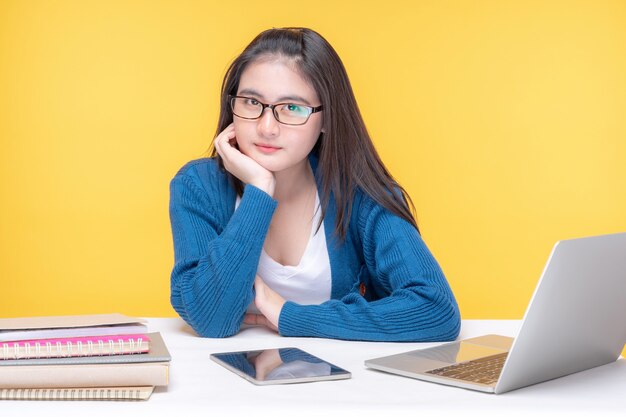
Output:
top-left (0, 313), bottom-right (170, 401)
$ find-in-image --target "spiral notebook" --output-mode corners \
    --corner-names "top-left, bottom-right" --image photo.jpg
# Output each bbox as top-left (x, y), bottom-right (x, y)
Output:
top-left (1, 386), bottom-right (154, 401)
top-left (0, 332), bottom-right (168, 366)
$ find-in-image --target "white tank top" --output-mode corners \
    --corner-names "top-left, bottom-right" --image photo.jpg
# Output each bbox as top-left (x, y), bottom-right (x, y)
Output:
top-left (235, 192), bottom-right (332, 314)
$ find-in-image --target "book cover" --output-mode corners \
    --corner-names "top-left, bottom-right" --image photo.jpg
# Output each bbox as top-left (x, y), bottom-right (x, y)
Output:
top-left (0, 313), bottom-right (148, 342)
top-left (0, 324), bottom-right (149, 342)
top-left (0, 313), bottom-right (146, 331)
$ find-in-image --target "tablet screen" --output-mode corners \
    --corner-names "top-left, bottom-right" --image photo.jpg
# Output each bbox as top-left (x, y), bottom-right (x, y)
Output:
top-left (210, 347), bottom-right (351, 385)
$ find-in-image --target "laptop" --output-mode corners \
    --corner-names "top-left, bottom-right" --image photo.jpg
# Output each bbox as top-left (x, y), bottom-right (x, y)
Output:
top-left (365, 232), bottom-right (626, 394)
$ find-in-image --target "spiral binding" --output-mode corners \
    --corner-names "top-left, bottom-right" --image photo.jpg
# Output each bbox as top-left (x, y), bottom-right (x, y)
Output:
top-left (1, 336), bottom-right (148, 360)
top-left (0, 387), bottom-right (152, 400)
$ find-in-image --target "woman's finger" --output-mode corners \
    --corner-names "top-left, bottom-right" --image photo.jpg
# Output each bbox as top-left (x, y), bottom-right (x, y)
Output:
top-left (214, 129), bottom-right (235, 156)
top-left (243, 313), bottom-right (278, 332)
top-left (243, 313), bottom-right (257, 325)
top-left (213, 124), bottom-right (235, 156)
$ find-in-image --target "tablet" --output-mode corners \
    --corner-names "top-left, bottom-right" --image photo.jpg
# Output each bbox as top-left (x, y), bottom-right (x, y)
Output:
top-left (210, 347), bottom-right (351, 385)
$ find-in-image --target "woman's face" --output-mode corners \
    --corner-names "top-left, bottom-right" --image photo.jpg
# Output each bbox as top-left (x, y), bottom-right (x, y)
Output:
top-left (233, 58), bottom-right (323, 174)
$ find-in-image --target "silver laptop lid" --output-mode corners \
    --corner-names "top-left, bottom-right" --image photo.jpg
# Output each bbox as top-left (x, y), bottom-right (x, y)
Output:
top-left (495, 232), bottom-right (626, 394)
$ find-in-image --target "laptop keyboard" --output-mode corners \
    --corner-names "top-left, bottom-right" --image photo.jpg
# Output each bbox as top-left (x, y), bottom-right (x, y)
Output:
top-left (425, 352), bottom-right (509, 385)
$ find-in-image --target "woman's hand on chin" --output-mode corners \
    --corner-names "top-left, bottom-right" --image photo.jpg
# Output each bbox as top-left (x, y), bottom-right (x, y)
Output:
top-left (214, 124), bottom-right (276, 197)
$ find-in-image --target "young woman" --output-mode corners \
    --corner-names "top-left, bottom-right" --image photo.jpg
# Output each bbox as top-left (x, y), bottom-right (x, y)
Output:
top-left (169, 27), bottom-right (460, 341)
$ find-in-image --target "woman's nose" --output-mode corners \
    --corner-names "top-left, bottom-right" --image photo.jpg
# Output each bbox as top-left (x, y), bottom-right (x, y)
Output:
top-left (257, 108), bottom-right (280, 138)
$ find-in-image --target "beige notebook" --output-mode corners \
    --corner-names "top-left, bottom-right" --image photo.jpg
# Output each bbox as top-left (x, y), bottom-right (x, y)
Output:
top-left (0, 386), bottom-right (154, 401)
top-left (0, 361), bottom-right (169, 389)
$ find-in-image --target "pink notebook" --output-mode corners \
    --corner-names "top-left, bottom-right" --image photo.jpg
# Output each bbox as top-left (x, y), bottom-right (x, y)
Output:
top-left (1, 334), bottom-right (150, 360)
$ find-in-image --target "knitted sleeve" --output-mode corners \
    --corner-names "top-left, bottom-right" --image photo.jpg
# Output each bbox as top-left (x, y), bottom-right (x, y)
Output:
top-left (278, 196), bottom-right (460, 342)
top-left (169, 170), bottom-right (277, 338)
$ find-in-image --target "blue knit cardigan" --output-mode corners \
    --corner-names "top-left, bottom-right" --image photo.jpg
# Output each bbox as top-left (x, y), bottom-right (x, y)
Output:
top-left (169, 155), bottom-right (460, 341)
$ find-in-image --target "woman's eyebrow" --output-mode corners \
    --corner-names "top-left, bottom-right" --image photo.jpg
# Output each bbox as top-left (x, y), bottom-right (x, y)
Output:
top-left (237, 88), bottom-right (312, 105)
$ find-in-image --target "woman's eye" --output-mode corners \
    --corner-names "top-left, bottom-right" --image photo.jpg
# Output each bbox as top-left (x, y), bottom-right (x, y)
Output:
top-left (285, 104), bottom-right (302, 113)
top-left (245, 98), bottom-right (259, 106)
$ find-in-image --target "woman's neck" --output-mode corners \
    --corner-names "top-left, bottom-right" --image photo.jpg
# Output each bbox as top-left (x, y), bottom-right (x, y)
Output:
top-left (272, 159), bottom-right (316, 202)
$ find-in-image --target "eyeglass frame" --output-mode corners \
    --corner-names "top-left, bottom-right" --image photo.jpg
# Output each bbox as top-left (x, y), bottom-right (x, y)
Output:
top-left (228, 94), bottom-right (324, 126)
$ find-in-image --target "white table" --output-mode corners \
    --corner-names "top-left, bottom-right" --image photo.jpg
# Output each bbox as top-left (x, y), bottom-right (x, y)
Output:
top-left (3, 318), bottom-right (625, 416)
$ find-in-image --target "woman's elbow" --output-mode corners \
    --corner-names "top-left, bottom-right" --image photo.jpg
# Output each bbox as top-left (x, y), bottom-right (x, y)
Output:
top-left (435, 300), bottom-right (461, 341)
top-left (183, 308), bottom-right (242, 339)
top-left (193, 322), bottom-right (239, 338)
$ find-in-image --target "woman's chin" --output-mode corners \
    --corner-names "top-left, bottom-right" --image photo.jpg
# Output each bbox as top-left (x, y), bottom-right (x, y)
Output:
top-left (246, 148), bottom-right (308, 175)
top-left (248, 154), bottom-right (284, 173)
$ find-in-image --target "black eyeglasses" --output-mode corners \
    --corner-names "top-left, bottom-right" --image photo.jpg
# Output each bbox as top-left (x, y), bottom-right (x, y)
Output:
top-left (229, 95), bottom-right (323, 126)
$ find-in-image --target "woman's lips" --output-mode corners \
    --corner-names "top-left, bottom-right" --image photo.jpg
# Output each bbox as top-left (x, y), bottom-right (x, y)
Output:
top-left (255, 144), bottom-right (281, 154)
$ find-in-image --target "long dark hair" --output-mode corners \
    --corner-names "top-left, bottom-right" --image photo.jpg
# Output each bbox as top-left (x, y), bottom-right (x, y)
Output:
top-left (211, 27), bottom-right (419, 239)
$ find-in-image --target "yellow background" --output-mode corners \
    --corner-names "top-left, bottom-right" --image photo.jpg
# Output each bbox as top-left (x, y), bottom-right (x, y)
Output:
top-left (1, 1), bottom-right (625, 326)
